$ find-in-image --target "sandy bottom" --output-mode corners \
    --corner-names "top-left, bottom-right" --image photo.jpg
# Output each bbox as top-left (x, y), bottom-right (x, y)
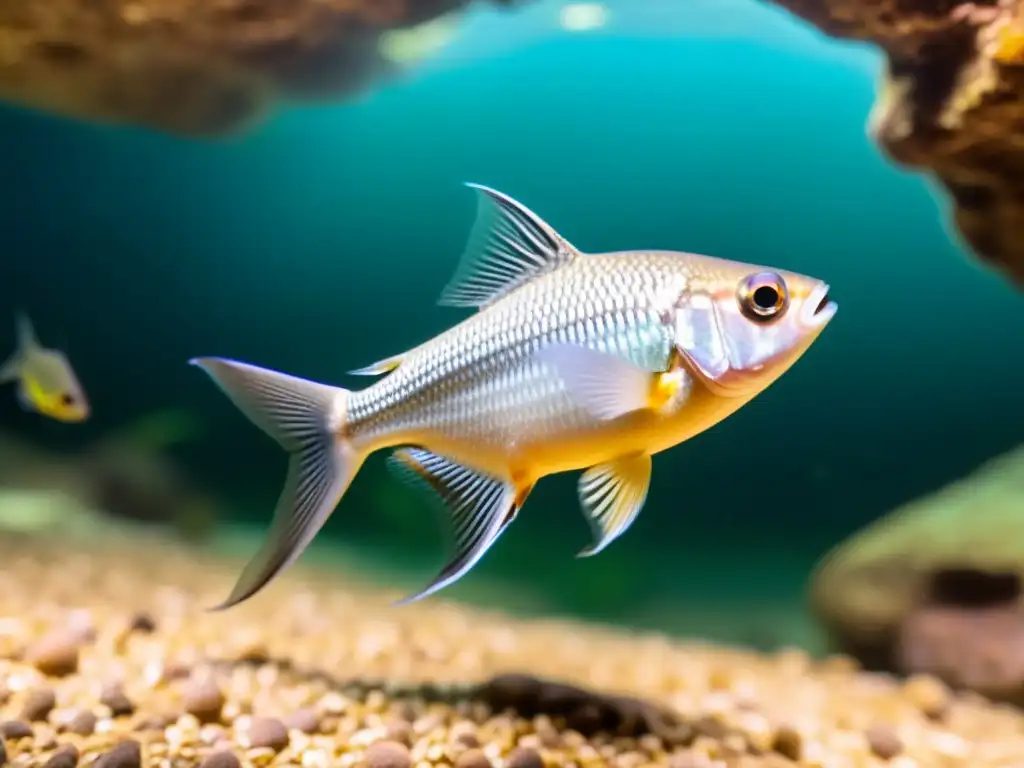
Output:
top-left (0, 525), bottom-right (1019, 768)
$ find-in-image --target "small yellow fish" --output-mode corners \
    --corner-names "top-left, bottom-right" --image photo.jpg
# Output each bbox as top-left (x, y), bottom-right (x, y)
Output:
top-left (0, 314), bottom-right (89, 423)
top-left (192, 184), bottom-right (838, 610)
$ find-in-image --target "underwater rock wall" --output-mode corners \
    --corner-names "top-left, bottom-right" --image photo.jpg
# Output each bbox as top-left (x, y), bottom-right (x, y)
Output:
top-left (769, 0), bottom-right (1024, 289)
top-left (0, 0), bottom-right (518, 136)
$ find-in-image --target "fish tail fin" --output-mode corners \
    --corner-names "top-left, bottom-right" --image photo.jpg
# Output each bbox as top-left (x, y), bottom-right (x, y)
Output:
top-left (189, 357), bottom-right (367, 611)
top-left (0, 312), bottom-right (34, 383)
top-left (0, 351), bottom-right (20, 384)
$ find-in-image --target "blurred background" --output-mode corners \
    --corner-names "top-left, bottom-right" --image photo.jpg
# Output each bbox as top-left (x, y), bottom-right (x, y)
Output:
top-left (0, 0), bottom-right (1020, 665)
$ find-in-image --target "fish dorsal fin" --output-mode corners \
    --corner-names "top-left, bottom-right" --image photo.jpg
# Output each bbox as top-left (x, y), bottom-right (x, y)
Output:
top-left (387, 447), bottom-right (519, 604)
top-left (15, 313), bottom-right (39, 353)
top-left (348, 352), bottom-right (406, 377)
top-left (438, 183), bottom-right (579, 309)
top-left (0, 313), bottom-right (36, 384)
top-left (577, 453), bottom-right (652, 557)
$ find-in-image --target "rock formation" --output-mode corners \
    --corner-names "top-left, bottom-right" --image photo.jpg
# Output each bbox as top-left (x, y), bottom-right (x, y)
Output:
top-left (4, 0), bottom-right (1024, 289)
top-left (809, 445), bottom-right (1024, 703)
top-left (0, 0), bottom-right (516, 137)
top-left (768, 0), bottom-right (1024, 288)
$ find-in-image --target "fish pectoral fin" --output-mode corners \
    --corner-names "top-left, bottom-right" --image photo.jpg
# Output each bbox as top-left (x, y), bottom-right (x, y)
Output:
top-left (534, 342), bottom-right (668, 422)
top-left (577, 452), bottom-right (652, 557)
top-left (348, 352), bottom-right (406, 377)
top-left (387, 447), bottom-right (522, 604)
top-left (438, 183), bottom-right (579, 310)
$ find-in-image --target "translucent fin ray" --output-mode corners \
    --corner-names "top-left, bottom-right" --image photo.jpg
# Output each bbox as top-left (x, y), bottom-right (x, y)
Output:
top-left (387, 447), bottom-right (518, 604)
top-left (534, 342), bottom-right (661, 421)
top-left (189, 357), bottom-right (363, 610)
top-left (577, 453), bottom-right (652, 557)
top-left (438, 183), bottom-right (578, 309)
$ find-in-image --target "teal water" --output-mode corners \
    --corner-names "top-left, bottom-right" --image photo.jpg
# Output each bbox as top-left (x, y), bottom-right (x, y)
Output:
top-left (0, 2), bottom-right (1020, 642)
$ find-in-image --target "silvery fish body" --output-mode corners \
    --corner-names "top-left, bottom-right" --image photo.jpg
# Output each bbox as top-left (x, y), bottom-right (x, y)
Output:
top-left (192, 184), bottom-right (838, 610)
top-left (349, 251), bottom-right (684, 477)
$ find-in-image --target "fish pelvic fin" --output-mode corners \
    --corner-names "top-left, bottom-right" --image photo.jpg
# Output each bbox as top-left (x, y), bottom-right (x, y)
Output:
top-left (534, 342), bottom-right (681, 422)
top-left (576, 453), bottom-right (652, 557)
top-left (189, 357), bottom-right (365, 611)
top-left (387, 447), bottom-right (525, 604)
top-left (438, 183), bottom-right (580, 310)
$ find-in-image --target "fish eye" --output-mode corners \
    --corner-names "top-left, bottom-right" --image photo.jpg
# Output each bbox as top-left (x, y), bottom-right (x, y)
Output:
top-left (60, 393), bottom-right (76, 407)
top-left (737, 271), bottom-right (789, 322)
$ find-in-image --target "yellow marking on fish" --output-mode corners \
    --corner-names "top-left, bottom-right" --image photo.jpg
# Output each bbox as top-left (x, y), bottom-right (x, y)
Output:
top-left (649, 371), bottom-right (681, 410)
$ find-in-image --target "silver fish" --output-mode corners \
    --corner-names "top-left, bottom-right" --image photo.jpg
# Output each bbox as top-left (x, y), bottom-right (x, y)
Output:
top-left (191, 183), bottom-right (837, 609)
top-left (0, 314), bottom-right (89, 423)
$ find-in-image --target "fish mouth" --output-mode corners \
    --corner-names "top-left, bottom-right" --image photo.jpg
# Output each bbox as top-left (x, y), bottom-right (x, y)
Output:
top-left (801, 282), bottom-right (837, 328)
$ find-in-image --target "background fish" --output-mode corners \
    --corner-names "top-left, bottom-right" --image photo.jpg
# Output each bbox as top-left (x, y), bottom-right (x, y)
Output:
top-left (0, 315), bottom-right (89, 423)
top-left (191, 183), bottom-right (838, 610)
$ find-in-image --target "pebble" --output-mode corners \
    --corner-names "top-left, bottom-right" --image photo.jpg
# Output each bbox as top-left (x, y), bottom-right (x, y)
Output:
top-left (20, 688), bottom-right (56, 722)
top-left (865, 723), bottom-right (904, 759)
top-left (127, 612), bottom-right (156, 634)
top-left (62, 710), bottom-right (97, 736)
top-left (454, 749), bottom-right (492, 768)
top-left (505, 746), bottom-right (545, 768)
top-left (242, 717), bottom-right (289, 752)
top-left (99, 684), bottom-right (135, 717)
top-left (0, 721), bottom-right (33, 740)
top-left (281, 708), bottom-right (320, 734)
top-left (903, 675), bottom-right (951, 719)
top-left (198, 750), bottom-right (242, 768)
top-left (450, 721), bottom-right (480, 748)
top-left (667, 754), bottom-right (714, 768)
top-left (93, 740), bottom-right (142, 768)
top-left (43, 745), bottom-right (80, 768)
top-left (0, 737), bottom-right (6, 767)
top-left (363, 740), bottom-right (412, 768)
top-left (26, 632), bottom-right (80, 677)
top-left (383, 720), bottom-right (413, 746)
top-left (182, 674), bottom-right (225, 724)
top-left (772, 725), bottom-right (802, 761)
top-left (132, 714), bottom-right (172, 732)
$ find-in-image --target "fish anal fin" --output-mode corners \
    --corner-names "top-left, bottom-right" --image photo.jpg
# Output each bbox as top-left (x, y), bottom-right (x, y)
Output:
top-left (348, 352), bottom-right (406, 377)
top-left (387, 447), bottom-right (524, 604)
top-left (438, 183), bottom-right (579, 310)
top-left (535, 342), bottom-right (683, 422)
top-left (577, 452), bottom-right (652, 557)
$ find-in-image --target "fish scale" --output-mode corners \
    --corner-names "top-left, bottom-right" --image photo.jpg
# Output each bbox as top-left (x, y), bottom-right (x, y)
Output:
top-left (190, 183), bottom-right (836, 610)
top-left (346, 254), bottom-right (680, 454)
